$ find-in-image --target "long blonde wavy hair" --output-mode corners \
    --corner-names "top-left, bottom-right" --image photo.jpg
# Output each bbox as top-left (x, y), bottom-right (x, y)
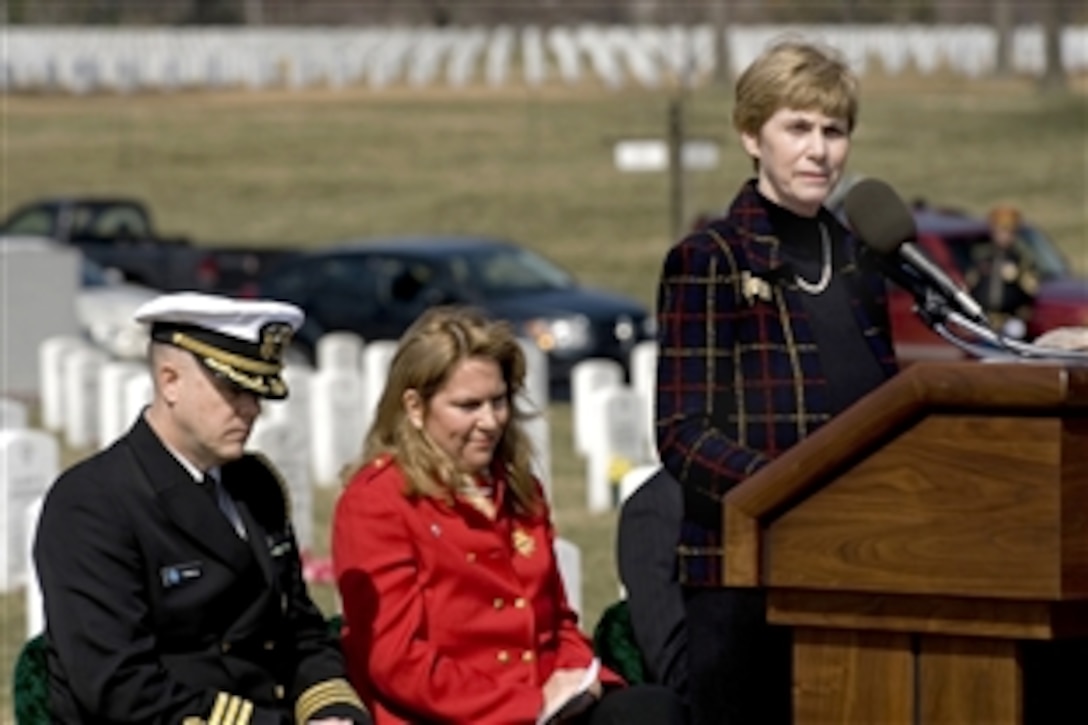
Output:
top-left (359, 305), bottom-right (542, 517)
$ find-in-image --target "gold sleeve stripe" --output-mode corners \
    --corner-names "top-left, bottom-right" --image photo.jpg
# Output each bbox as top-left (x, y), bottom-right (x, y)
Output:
top-left (208, 693), bottom-right (255, 725)
top-left (208, 693), bottom-right (229, 725)
top-left (221, 695), bottom-right (241, 725)
top-left (295, 678), bottom-right (365, 723)
top-left (236, 699), bottom-right (253, 725)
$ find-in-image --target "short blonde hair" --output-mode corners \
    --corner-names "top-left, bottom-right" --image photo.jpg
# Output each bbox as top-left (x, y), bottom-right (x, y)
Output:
top-left (359, 306), bottom-right (542, 516)
top-left (733, 38), bottom-right (859, 137)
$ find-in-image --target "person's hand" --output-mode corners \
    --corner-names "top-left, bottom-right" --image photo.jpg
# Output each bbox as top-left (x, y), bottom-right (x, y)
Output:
top-left (306, 718), bottom-right (356, 725)
top-left (541, 668), bottom-right (600, 722)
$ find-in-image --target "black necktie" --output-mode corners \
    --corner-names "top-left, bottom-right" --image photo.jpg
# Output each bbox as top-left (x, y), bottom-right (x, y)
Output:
top-left (200, 473), bottom-right (220, 507)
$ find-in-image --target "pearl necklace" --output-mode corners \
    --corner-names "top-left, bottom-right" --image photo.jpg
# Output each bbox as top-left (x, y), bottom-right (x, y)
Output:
top-left (795, 223), bottom-right (832, 295)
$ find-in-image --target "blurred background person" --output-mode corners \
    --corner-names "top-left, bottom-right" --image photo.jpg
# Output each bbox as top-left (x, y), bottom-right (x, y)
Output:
top-left (34, 292), bottom-right (370, 724)
top-left (654, 39), bottom-right (899, 725)
top-left (333, 306), bottom-right (685, 725)
top-left (965, 204), bottom-right (1039, 337)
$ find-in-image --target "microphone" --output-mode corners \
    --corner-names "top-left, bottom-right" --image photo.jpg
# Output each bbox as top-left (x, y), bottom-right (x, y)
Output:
top-left (842, 178), bottom-right (989, 325)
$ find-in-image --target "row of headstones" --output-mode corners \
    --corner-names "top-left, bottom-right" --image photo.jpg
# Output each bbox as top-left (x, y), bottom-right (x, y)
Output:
top-left (4, 24), bottom-right (1085, 94)
top-left (39, 318), bottom-right (661, 514)
top-left (0, 394), bottom-right (591, 636)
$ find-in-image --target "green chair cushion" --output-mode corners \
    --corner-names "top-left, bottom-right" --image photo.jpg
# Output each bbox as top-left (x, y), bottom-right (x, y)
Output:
top-left (13, 633), bottom-right (49, 725)
top-left (592, 599), bottom-right (647, 685)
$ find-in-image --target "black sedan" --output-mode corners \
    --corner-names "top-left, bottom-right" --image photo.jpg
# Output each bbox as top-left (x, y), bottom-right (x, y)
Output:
top-left (256, 236), bottom-right (656, 386)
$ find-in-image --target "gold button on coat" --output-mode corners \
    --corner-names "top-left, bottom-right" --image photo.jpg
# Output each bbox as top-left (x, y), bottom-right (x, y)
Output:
top-left (493, 597), bottom-right (505, 609)
top-left (497, 650), bottom-right (510, 663)
top-left (514, 597), bottom-right (527, 608)
top-left (522, 651), bottom-right (535, 662)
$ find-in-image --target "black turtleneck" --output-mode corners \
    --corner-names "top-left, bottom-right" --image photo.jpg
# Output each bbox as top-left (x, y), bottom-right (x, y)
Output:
top-left (760, 193), bottom-right (888, 415)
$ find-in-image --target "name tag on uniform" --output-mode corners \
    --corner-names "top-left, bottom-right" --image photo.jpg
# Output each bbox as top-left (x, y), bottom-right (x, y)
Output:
top-left (160, 561), bottom-right (203, 588)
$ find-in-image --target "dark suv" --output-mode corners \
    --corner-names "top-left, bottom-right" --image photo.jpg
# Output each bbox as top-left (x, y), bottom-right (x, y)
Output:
top-left (256, 235), bottom-right (656, 387)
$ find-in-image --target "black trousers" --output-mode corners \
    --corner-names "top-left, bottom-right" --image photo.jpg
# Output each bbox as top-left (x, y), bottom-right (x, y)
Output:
top-left (573, 684), bottom-right (688, 725)
top-left (684, 587), bottom-right (792, 725)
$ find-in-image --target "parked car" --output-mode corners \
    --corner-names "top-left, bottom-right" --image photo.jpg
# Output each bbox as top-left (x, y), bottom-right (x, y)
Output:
top-left (0, 196), bottom-right (298, 295)
top-left (256, 236), bottom-right (656, 388)
top-left (691, 189), bottom-right (1088, 365)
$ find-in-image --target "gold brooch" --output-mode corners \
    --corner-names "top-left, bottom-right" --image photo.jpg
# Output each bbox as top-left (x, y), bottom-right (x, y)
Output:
top-left (512, 528), bottom-right (535, 558)
top-left (740, 271), bottom-right (773, 305)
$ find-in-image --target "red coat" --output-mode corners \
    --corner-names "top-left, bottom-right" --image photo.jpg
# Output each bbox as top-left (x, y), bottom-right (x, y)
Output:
top-left (332, 455), bottom-right (622, 724)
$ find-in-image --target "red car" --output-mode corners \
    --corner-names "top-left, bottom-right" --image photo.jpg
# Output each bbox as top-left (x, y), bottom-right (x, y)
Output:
top-left (688, 202), bottom-right (1088, 365)
top-left (890, 202), bottom-right (1088, 364)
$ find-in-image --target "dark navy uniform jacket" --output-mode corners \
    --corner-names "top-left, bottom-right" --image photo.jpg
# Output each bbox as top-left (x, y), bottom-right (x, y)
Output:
top-left (34, 416), bottom-right (368, 724)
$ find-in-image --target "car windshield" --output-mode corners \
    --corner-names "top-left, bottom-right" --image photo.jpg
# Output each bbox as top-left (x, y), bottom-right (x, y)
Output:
top-left (452, 245), bottom-right (576, 299)
top-left (1018, 224), bottom-right (1070, 280)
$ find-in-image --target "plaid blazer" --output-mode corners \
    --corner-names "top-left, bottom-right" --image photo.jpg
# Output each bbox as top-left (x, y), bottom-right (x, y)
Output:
top-left (655, 180), bottom-right (899, 586)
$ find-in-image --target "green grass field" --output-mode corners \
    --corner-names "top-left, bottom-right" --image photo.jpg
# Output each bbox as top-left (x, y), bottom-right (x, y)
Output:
top-left (2, 72), bottom-right (1086, 721)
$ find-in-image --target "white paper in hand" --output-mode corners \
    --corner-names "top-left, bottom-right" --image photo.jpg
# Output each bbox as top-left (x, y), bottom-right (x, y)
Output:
top-left (536, 658), bottom-right (601, 725)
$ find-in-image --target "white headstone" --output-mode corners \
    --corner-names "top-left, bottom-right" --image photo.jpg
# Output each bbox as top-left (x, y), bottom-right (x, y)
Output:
top-left (522, 412), bottom-right (552, 500)
top-left (317, 331), bottom-right (365, 372)
top-left (248, 417), bottom-right (314, 551)
top-left (97, 361), bottom-right (146, 450)
top-left (0, 397), bottom-right (27, 430)
top-left (0, 430), bottom-right (59, 592)
top-left (25, 495), bottom-right (44, 636)
top-left (618, 463), bottom-right (660, 504)
top-left (629, 340), bottom-right (659, 462)
top-left (62, 346), bottom-right (109, 449)
top-left (571, 359), bottom-right (624, 456)
top-left (518, 338), bottom-right (550, 414)
top-left (362, 340), bottom-right (398, 429)
top-left (554, 536), bottom-right (582, 617)
top-left (122, 372), bottom-right (154, 427)
top-left (1, 239), bottom-right (80, 396)
top-left (39, 335), bottom-right (87, 432)
top-left (585, 386), bottom-right (652, 513)
top-left (310, 369), bottom-right (367, 487)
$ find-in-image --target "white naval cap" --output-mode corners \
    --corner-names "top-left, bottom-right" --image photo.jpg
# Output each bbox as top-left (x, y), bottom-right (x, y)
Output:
top-left (134, 292), bottom-right (304, 399)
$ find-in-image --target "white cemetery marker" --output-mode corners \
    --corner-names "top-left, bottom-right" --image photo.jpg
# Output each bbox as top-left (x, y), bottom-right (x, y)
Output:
top-left (248, 417), bottom-right (314, 552)
top-left (122, 372), bottom-right (154, 429)
top-left (629, 340), bottom-right (659, 462)
top-left (571, 359), bottom-right (623, 456)
top-left (309, 369), bottom-right (367, 487)
top-left (517, 338), bottom-right (550, 414)
top-left (25, 495), bottom-right (44, 636)
top-left (585, 386), bottom-right (651, 513)
top-left (97, 361), bottom-right (145, 450)
top-left (0, 430), bottom-right (59, 592)
top-left (554, 537), bottom-right (583, 617)
top-left (61, 346), bottom-right (109, 449)
top-left (618, 463), bottom-right (660, 505)
top-left (316, 331), bottom-right (365, 372)
top-left (0, 397), bottom-right (27, 430)
top-left (362, 340), bottom-right (397, 427)
top-left (522, 413), bottom-right (552, 500)
top-left (38, 335), bottom-right (87, 432)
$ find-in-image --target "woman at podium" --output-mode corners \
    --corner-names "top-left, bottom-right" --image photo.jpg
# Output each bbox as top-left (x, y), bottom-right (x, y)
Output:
top-left (653, 38), bottom-right (899, 725)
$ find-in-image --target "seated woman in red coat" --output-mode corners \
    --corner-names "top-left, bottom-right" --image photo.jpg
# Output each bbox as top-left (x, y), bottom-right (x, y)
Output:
top-left (332, 306), bottom-right (685, 725)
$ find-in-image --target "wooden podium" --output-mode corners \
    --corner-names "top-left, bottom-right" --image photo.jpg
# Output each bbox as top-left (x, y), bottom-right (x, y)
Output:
top-left (722, 361), bottom-right (1088, 724)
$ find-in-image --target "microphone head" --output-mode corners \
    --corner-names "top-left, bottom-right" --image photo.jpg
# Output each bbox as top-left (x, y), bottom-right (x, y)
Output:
top-left (842, 178), bottom-right (916, 255)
